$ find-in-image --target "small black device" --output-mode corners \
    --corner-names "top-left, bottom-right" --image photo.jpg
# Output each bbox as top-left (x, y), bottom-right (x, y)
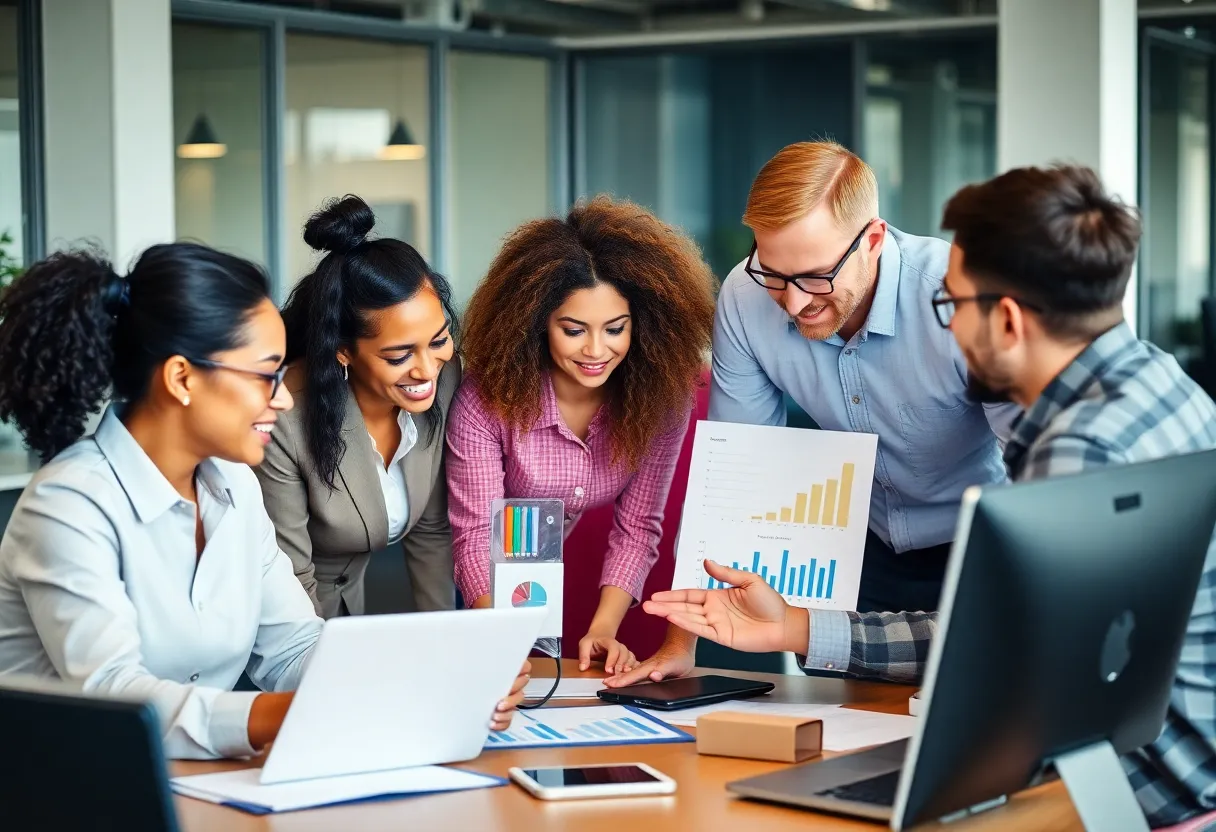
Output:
top-left (596, 673), bottom-right (774, 710)
top-left (0, 678), bottom-right (181, 831)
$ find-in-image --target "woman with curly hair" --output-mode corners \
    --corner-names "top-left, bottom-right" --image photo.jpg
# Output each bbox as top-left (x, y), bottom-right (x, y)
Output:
top-left (447, 196), bottom-right (716, 675)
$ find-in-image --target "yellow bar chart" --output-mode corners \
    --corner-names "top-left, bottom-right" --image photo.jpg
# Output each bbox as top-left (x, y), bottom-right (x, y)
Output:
top-left (750, 462), bottom-right (857, 528)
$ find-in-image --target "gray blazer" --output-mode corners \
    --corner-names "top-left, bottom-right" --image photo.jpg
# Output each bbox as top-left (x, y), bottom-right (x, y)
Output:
top-left (255, 360), bottom-right (461, 618)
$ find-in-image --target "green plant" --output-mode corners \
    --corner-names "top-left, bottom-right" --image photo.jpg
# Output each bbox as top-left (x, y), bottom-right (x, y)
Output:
top-left (0, 231), bottom-right (22, 293)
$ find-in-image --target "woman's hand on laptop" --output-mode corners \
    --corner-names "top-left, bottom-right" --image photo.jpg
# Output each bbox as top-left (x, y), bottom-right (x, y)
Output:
top-left (491, 660), bottom-right (531, 732)
top-left (642, 560), bottom-right (809, 655)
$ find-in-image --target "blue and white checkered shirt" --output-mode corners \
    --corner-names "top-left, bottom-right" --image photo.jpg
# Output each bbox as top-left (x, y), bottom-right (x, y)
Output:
top-left (805, 322), bottom-right (1216, 827)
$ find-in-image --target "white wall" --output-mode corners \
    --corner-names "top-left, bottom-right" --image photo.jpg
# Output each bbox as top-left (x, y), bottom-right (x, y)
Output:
top-left (43, 0), bottom-right (175, 268)
top-left (998, 0), bottom-right (1139, 328)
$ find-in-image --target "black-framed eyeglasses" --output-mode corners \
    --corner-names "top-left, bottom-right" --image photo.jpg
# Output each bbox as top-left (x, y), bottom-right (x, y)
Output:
top-left (744, 219), bottom-right (876, 295)
top-left (930, 287), bottom-right (1043, 329)
top-left (188, 358), bottom-right (288, 399)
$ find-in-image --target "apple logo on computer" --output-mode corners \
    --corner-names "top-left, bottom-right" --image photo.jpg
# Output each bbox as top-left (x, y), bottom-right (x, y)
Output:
top-left (1100, 610), bottom-right (1135, 684)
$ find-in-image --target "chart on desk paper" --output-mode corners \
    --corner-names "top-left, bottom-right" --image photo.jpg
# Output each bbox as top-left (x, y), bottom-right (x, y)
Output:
top-left (671, 421), bottom-right (878, 611)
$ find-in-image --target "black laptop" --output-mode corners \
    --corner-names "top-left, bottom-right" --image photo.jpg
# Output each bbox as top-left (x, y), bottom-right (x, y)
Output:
top-left (0, 678), bottom-right (180, 831)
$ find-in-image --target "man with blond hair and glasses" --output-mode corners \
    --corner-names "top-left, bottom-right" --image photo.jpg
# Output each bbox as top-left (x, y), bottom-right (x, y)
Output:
top-left (609, 140), bottom-right (1017, 688)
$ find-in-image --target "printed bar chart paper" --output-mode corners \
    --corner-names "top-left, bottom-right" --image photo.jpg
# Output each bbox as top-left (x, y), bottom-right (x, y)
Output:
top-left (484, 705), bottom-right (691, 750)
top-left (672, 421), bottom-right (878, 611)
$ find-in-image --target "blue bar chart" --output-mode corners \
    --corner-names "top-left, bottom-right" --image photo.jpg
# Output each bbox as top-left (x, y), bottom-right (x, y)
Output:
top-left (706, 550), bottom-right (837, 601)
top-left (483, 705), bottom-right (690, 750)
top-left (672, 420), bottom-right (878, 611)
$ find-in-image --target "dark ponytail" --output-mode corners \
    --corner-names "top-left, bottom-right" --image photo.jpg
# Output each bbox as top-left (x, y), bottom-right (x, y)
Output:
top-left (0, 243), bottom-right (271, 462)
top-left (282, 195), bottom-right (457, 491)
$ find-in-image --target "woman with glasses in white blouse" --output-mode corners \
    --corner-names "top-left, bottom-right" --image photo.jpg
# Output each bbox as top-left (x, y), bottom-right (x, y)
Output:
top-left (0, 243), bottom-right (527, 760)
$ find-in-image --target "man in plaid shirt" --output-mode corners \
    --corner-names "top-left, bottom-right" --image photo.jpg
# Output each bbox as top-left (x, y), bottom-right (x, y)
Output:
top-left (641, 165), bottom-right (1216, 828)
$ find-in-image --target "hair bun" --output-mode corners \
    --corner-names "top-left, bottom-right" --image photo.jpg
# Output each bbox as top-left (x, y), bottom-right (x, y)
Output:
top-left (304, 195), bottom-right (376, 254)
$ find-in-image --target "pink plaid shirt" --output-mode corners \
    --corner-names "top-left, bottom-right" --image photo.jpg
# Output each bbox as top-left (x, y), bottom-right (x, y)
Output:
top-left (446, 374), bottom-right (689, 605)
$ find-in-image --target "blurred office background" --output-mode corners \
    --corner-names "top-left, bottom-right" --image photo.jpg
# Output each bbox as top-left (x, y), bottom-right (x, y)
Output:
top-left (1, 0), bottom-right (1214, 475)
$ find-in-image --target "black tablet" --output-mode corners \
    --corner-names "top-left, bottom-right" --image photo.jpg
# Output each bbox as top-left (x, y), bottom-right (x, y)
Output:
top-left (596, 674), bottom-right (775, 711)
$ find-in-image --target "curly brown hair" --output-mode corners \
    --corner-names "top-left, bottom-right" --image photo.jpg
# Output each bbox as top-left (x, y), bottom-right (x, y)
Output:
top-left (460, 195), bottom-right (716, 472)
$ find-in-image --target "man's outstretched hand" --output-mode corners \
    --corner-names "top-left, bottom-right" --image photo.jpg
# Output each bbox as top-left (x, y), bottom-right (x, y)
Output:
top-left (642, 559), bottom-right (808, 655)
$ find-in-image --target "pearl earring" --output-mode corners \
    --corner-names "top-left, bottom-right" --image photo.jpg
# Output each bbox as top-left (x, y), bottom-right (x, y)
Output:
top-left (182, 395), bottom-right (190, 407)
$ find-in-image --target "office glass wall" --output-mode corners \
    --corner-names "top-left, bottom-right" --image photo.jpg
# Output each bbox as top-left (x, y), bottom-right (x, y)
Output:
top-left (284, 35), bottom-right (431, 288)
top-left (1143, 35), bottom-right (1213, 369)
top-left (864, 35), bottom-right (997, 239)
top-left (0, 2), bottom-right (21, 267)
top-left (172, 22), bottom-right (268, 266)
top-left (0, 0), bottom-right (31, 473)
top-left (576, 45), bottom-right (855, 279)
top-left (447, 50), bottom-right (551, 304)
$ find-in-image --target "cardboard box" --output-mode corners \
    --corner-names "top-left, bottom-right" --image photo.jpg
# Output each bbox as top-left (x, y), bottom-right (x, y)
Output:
top-left (695, 711), bottom-right (823, 763)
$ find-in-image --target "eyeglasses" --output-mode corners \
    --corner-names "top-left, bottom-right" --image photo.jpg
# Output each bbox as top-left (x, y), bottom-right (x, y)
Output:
top-left (930, 287), bottom-right (1043, 329)
top-left (187, 358), bottom-right (288, 399)
top-left (744, 220), bottom-right (876, 295)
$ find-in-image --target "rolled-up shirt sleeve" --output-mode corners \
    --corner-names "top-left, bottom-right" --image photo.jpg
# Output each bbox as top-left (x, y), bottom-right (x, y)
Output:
top-left (8, 481), bottom-right (260, 760)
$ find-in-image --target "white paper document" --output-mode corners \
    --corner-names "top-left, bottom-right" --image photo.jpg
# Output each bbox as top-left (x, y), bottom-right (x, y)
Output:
top-left (672, 421), bottom-right (879, 611)
top-left (522, 677), bottom-right (608, 700)
top-left (649, 699), bottom-right (841, 727)
top-left (652, 700), bottom-right (916, 752)
top-left (171, 765), bottom-right (503, 814)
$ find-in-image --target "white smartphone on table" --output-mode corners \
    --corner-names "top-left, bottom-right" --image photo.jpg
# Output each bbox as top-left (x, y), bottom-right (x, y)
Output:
top-left (508, 763), bottom-right (676, 800)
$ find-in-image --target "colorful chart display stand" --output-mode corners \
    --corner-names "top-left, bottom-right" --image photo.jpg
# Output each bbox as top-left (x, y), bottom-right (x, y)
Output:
top-left (491, 499), bottom-right (565, 641)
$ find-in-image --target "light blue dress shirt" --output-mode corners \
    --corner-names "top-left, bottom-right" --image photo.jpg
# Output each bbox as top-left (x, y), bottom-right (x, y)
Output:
top-left (708, 227), bottom-right (1019, 670)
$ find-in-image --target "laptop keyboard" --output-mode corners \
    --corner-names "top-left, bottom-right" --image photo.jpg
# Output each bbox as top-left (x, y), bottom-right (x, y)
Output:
top-left (817, 770), bottom-right (900, 807)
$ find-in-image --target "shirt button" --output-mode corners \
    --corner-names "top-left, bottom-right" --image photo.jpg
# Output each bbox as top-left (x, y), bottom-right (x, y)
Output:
top-left (574, 486), bottom-right (585, 497)
top-left (851, 395), bottom-right (861, 405)
top-left (844, 349), bottom-right (854, 355)
top-left (189, 673), bottom-right (200, 682)
top-left (825, 663), bottom-right (835, 670)
top-left (195, 601), bottom-right (204, 612)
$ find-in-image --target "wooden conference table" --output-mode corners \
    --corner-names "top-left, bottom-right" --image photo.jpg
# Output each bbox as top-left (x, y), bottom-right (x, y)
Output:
top-left (172, 661), bottom-right (1083, 832)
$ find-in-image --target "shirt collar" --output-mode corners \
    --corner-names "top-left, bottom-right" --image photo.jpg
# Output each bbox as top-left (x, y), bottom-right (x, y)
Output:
top-left (93, 404), bottom-right (235, 523)
top-left (536, 371), bottom-right (608, 439)
top-left (862, 231), bottom-right (902, 339)
top-left (370, 408), bottom-right (418, 467)
top-left (1003, 322), bottom-right (1140, 476)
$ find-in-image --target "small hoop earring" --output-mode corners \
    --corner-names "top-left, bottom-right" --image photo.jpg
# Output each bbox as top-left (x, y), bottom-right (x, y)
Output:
top-left (182, 395), bottom-right (190, 407)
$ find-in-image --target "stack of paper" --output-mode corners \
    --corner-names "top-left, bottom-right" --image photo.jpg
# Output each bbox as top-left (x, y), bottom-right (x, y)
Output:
top-left (171, 765), bottom-right (505, 815)
top-left (522, 677), bottom-right (607, 700)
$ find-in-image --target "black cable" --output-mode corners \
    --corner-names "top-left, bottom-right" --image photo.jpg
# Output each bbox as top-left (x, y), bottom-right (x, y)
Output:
top-left (519, 637), bottom-right (561, 710)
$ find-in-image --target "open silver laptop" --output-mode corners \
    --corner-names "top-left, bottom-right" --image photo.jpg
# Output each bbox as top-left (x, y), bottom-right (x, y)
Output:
top-left (728, 452), bottom-right (1216, 830)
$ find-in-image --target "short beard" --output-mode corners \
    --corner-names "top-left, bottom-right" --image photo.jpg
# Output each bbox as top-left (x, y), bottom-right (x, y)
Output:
top-left (962, 343), bottom-right (1015, 404)
top-left (965, 373), bottom-right (1013, 404)
top-left (792, 270), bottom-right (870, 341)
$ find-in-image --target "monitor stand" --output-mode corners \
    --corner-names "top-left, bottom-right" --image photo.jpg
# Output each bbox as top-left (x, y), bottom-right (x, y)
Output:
top-left (1054, 740), bottom-right (1149, 832)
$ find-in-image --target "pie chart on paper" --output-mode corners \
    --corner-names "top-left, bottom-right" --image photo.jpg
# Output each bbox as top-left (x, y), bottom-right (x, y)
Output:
top-left (512, 581), bottom-right (548, 608)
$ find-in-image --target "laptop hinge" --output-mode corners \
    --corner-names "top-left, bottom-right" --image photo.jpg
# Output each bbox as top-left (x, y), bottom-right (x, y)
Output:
top-left (939, 794), bottom-right (1008, 824)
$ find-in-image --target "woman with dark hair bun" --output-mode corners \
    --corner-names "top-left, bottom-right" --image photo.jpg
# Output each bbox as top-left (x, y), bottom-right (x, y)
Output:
top-left (0, 242), bottom-right (321, 759)
top-left (256, 195), bottom-right (463, 620)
